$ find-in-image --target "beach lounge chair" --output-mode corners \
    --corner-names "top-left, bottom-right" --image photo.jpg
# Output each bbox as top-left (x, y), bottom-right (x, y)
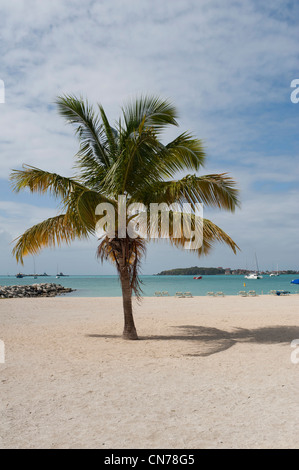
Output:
top-left (248, 290), bottom-right (257, 296)
top-left (238, 291), bottom-right (248, 297)
top-left (275, 290), bottom-right (290, 296)
top-left (154, 291), bottom-right (162, 296)
top-left (216, 291), bottom-right (225, 297)
top-left (207, 291), bottom-right (216, 296)
top-left (161, 291), bottom-right (169, 296)
top-left (175, 292), bottom-right (185, 298)
top-left (183, 292), bottom-right (193, 298)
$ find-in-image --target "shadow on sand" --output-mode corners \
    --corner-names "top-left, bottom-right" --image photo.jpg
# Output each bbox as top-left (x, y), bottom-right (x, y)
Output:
top-left (87, 324), bottom-right (299, 357)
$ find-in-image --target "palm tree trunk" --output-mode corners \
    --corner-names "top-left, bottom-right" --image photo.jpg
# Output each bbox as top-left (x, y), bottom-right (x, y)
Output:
top-left (119, 267), bottom-right (138, 340)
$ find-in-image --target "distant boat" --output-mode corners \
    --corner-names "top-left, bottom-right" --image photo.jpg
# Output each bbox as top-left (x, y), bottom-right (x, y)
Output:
top-left (193, 276), bottom-right (202, 280)
top-left (270, 264), bottom-right (279, 277)
top-left (245, 273), bottom-right (263, 280)
top-left (291, 279), bottom-right (299, 284)
top-left (16, 273), bottom-right (24, 278)
top-left (56, 272), bottom-right (68, 278)
top-left (245, 253), bottom-right (263, 279)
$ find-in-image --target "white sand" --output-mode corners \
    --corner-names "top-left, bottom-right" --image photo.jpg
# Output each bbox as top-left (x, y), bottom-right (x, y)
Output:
top-left (1, 295), bottom-right (299, 449)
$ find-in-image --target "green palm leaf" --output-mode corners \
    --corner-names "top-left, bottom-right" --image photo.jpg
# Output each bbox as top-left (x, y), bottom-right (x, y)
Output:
top-left (56, 94), bottom-right (111, 173)
top-left (121, 95), bottom-right (178, 139)
top-left (168, 217), bottom-right (239, 255)
top-left (141, 173), bottom-right (240, 211)
top-left (10, 165), bottom-right (84, 201)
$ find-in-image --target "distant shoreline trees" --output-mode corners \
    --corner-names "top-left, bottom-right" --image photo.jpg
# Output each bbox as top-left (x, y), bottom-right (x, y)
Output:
top-left (156, 267), bottom-right (299, 275)
top-left (157, 266), bottom-right (226, 275)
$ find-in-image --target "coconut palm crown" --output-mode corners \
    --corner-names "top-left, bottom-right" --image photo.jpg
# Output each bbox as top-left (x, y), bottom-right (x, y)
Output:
top-left (10, 94), bottom-right (240, 339)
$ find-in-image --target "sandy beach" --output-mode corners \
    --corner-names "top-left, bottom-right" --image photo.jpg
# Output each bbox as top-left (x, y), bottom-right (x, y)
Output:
top-left (1, 294), bottom-right (299, 449)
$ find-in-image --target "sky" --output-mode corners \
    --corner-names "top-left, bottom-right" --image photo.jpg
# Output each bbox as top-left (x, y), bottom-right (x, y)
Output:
top-left (0, 0), bottom-right (298, 275)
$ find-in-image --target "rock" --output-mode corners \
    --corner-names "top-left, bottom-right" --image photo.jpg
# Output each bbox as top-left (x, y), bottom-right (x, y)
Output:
top-left (0, 283), bottom-right (75, 299)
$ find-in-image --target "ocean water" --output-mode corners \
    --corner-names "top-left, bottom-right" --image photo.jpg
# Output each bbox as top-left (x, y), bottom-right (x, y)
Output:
top-left (0, 274), bottom-right (298, 297)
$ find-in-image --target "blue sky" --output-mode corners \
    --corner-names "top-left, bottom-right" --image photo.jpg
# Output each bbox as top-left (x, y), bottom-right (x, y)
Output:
top-left (0, 0), bottom-right (298, 275)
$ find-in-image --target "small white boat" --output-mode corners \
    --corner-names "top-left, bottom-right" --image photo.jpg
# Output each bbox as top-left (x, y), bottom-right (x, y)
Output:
top-left (269, 265), bottom-right (279, 277)
top-left (245, 273), bottom-right (263, 279)
top-left (245, 253), bottom-right (263, 279)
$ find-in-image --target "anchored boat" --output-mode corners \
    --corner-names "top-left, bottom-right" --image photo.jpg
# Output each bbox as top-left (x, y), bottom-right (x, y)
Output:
top-left (245, 273), bottom-right (263, 279)
top-left (244, 253), bottom-right (263, 279)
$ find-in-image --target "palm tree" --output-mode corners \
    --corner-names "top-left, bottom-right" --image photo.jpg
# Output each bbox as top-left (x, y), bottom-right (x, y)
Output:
top-left (10, 95), bottom-right (240, 340)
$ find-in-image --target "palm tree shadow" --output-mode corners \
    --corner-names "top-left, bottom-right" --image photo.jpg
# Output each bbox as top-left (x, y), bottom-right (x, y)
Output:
top-left (87, 325), bottom-right (299, 357)
top-left (149, 325), bottom-right (299, 356)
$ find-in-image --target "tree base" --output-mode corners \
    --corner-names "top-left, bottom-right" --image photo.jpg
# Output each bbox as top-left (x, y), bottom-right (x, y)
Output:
top-left (122, 329), bottom-right (139, 340)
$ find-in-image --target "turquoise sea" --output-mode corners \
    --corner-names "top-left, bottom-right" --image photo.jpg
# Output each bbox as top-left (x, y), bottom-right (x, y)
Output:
top-left (0, 274), bottom-right (298, 297)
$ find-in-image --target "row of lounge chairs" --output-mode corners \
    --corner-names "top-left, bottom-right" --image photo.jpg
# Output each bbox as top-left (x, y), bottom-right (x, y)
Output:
top-left (206, 291), bottom-right (225, 296)
top-left (155, 291), bottom-right (225, 297)
top-left (239, 290), bottom-right (290, 297)
top-left (155, 289), bottom-right (290, 297)
top-left (238, 290), bottom-right (258, 297)
top-left (154, 291), bottom-right (170, 296)
top-left (269, 289), bottom-right (290, 296)
top-left (154, 291), bottom-right (193, 298)
top-left (175, 291), bottom-right (193, 298)
top-left (156, 291), bottom-right (253, 297)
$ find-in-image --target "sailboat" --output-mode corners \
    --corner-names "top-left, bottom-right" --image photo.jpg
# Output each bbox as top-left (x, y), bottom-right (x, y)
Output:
top-left (269, 264), bottom-right (279, 277)
top-left (244, 253), bottom-right (263, 279)
top-left (245, 273), bottom-right (262, 279)
top-left (56, 264), bottom-right (68, 278)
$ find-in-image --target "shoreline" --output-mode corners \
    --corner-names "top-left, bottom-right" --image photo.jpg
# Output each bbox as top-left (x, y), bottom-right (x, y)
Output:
top-left (1, 295), bottom-right (299, 449)
top-left (1, 274), bottom-right (298, 299)
top-left (0, 293), bottom-right (297, 299)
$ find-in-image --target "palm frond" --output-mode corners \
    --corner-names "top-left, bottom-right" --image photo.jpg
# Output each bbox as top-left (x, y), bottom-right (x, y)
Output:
top-left (101, 125), bottom-right (163, 196)
top-left (113, 133), bottom-right (206, 200)
top-left (160, 132), bottom-right (206, 175)
top-left (68, 188), bottom-right (115, 233)
top-left (143, 173), bottom-right (240, 211)
top-left (168, 217), bottom-right (240, 255)
top-left (121, 95), bottom-right (178, 140)
top-left (98, 104), bottom-right (119, 158)
top-left (56, 94), bottom-right (111, 174)
top-left (10, 165), bottom-right (85, 201)
top-left (12, 213), bottom-right (90, 264)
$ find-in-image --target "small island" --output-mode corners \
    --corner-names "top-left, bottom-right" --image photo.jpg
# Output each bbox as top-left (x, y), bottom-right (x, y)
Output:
top-left (156, 266), bottom-right (299, 276)
top-left (156, 266), bottom-right (226, 275)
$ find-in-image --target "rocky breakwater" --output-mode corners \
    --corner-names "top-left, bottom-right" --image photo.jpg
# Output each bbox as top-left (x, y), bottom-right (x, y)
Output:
top-left (0, 283), bottom-right (75, 299)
